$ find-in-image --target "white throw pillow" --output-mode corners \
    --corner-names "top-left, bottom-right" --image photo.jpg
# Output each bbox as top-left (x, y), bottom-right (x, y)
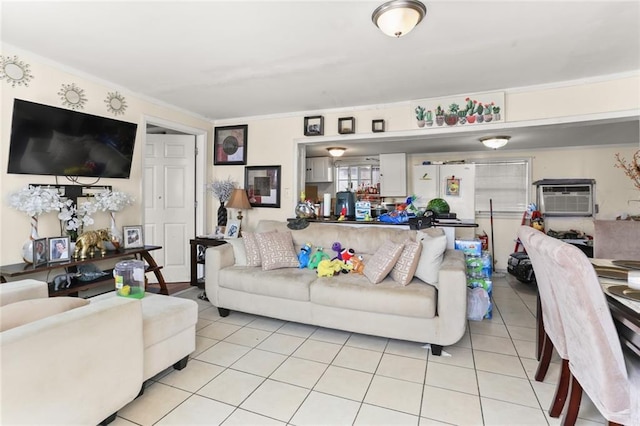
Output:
top-left (227, 238), bottom-right (248, 266)
top-left (255, 231), bottom-right (299, 271)
top-left (413, 229), bottom-right (447, 284)
top-left (390, 239), bottom-right (423, 286)
top-left (0, 297), bottom-right (89, 332)
top-left (364, 240), bottom-right (404, 284)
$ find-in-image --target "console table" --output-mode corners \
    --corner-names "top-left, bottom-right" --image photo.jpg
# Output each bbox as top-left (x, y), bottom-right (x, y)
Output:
top-left (0, 245), bottom-right (167, 297)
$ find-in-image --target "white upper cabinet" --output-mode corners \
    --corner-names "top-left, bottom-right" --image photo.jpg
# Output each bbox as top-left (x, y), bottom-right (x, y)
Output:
top-left (305, 157), bottom-right (333, 183)
top-left (379, 153), bottom-right (407, 197)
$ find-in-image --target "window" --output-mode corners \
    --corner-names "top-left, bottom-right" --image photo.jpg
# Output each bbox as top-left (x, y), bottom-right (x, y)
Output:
top-left (474, 159), bottom-right (531, 216)
top-left (336, 164), bottom-right (380, 192)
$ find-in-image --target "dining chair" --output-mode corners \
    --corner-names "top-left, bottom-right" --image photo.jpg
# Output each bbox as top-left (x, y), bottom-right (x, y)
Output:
top-left (518, 226), bottom-right (571, 417)
top-left (522, 226), bottom-right (638, 425)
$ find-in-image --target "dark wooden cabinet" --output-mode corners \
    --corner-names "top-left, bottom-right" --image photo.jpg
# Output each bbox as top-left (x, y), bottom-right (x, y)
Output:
top-left (190, 238), bottom-right (226, 288)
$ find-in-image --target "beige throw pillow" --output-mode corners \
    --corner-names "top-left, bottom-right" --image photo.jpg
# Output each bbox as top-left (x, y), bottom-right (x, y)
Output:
top-left (413, 229), bottom-right (448, 284)
top-left (390, 239), bottom-right (423, 286)
top-left (243, 232), bottom-right (266, 267)
top-left (255, 231), bottom-right (299, 271)
top-left (364, 240), bottom-right (404, 284)
top-left (0, 297), bottom-right (89, 332)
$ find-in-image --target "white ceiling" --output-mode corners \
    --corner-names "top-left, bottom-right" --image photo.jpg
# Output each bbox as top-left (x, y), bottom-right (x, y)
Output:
top-left (2, 1), bottom-right (639, 154)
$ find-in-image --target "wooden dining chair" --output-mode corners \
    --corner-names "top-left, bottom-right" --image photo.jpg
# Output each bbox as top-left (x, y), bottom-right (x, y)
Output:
top-left (518, 226), bottom-right (571, 417)
top-left (522, 226), bottom-right (638, 425)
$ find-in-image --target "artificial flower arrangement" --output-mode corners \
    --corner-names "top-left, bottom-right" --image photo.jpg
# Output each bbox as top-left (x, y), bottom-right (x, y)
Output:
top-left (615, 150), bottom-right (640, 191)
top-left (208, 177), bottom-right (236, 203)
top-left (94, 189), bottom-right (135, 212)
top-left (8, 185), bottom-right (64, 217)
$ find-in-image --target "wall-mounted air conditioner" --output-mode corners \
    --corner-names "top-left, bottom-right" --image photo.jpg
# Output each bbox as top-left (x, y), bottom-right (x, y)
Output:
top-left (533, 179), bottom-right (596, 217)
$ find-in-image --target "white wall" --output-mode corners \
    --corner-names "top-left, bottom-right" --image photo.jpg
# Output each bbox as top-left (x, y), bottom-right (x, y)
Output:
top-left (1, 48), bottom-right (213, 265)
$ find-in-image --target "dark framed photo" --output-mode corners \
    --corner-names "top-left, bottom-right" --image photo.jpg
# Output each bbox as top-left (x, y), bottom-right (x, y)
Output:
top-left (214, 124), bottom-right (248, 165)
top-left (245, 165), bottom-right (281, 208)
top-left (123, 225), bottom-right (144, 249)
top-left (338, 117), bottom-right (355, 134)
top-left (372, 119), bottom-right (385, 133)
top-left (49, 236), bottom-right (70, 263)
top-left (304, 116), bottom-right (324, 136)
top-left (33, 237), bottom-right (48, 266)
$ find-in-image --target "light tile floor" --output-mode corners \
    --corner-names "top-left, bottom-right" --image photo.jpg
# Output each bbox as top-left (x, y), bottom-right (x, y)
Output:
top-left (113, 274), bottom-right (607, 426)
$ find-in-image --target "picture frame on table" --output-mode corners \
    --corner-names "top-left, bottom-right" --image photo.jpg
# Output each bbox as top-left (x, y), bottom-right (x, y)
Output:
top-left (224, 220), bottom-right (241, 239)
top-left (48, 236), bottom-right (70, 263)
top-left (214, 124), bottom-right (248, 165)
top-left (33, 237), bottom-right (48, 266)
top-left (123, 225), bottom-right (144, 249)
top-left (245, 165), bottom-right (281, 208)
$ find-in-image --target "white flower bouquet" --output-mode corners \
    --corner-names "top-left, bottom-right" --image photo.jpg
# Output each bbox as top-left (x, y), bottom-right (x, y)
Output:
top-left (95, 189), bottom-right (134, 212)
top-left (8, 185), bottom-right (64, 217)
top-left (208, 177), bottom-right (236, 203)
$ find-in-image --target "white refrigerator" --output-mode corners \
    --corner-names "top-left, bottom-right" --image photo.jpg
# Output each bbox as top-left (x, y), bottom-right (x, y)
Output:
top-left (412, 164), bottom-right (476, 222)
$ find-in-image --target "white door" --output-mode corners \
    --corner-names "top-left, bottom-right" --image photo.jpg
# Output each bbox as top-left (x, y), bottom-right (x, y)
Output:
top-left (144, 134), bottom-right (196, 283)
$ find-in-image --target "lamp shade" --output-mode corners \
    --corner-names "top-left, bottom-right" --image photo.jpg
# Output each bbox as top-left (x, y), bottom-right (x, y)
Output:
top-left (480, 136), bottom-right (510, 149)
top-left (327, 147), bottom-right (346, 157)
top-left (226, 189), bottom-right (252, 210)
top-left (372, 0), bottom-right (427, 38)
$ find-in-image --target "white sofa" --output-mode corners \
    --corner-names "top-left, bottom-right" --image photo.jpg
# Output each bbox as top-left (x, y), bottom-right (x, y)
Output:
top-left (205, 220), bottom-right (468, 354)
top-left (0, 279), bottom-right (198, 425)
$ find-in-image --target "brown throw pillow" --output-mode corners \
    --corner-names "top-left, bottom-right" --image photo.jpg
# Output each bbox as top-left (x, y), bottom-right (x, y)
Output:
top-left (255, 231), bottom-right (299, 271)
top-left (390, 239), bottom-right (423, 286)
top-left (0, 297), bottom-right (89, 332)
top-left (364, 240), bottom-right (404, 284)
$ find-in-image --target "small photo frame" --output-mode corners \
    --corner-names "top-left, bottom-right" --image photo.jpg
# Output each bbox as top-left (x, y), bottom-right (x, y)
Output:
top-left (214, 124), bottom-right (248, 165)
top-left (304, 116), bottom-right (324, 136)
top-left (224, 220), bottom-right (241, 239)
top-left (245, 165), bottom-right (281, 208)
top-left (33, 237), bottom-right (48, 266)
top-left (338, 117), bottom-right (355, 134)
top-left (123, 225), bottom-right (144, 249)
top-left (372, 119), bottom-right (385, 133)
top-left (446, 177), bottom-right (461, 196)
top-left (214, 225), bottom-right (225, 238)
top-left (48, 236), bottom-right (70, 263)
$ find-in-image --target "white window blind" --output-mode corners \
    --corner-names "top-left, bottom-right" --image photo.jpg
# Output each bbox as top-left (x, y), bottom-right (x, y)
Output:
top-left (475, 159), bottom-right (530, 215)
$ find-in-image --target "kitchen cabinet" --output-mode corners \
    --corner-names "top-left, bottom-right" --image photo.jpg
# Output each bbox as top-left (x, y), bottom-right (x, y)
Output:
top-left (305, 157), bottom-right (333, 183)
top-left (379, 153), bottom-right (407, 197)
top-left (413, 163), bottom-right (476, 221)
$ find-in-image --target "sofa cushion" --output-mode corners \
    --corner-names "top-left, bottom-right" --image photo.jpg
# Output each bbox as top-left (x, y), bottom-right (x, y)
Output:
top-left (364, 240), bottom-right (404, 284)
top-left (414, 228), bottom-right (448, 284)
top-left (310, 275), bottom-right (436, 318)
top-left (243, 232), bottom-right (264, 266)
top-left (255, 231), bottom-right (299, 270)
top-left (390, 240), bottom-right (423, 286)
top-left (136, 293), bottom-right (198, 349)
top-left (220, 266), bottom-right (315, 301)
top-left (227, 238), bottom-right (248, 266)
top-left (0, 297), bottom-right (89, 332)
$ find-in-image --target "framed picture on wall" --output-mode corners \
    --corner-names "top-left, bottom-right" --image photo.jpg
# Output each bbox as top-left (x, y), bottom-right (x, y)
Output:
top-left (214, 124), bottom-right (248, 165)
top-left (244, 165), bottom-right (281, 208)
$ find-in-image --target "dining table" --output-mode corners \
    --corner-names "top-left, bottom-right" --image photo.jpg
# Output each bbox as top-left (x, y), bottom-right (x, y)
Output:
top-left (591, 259), bottom-right (640, 357)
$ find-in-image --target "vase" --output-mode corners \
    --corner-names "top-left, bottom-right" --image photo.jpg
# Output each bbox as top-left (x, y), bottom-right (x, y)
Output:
top-left (109, 212), bottom-right (123, 250)
top-left (435, 116), bottom-right (444, 126)
top-left (467, 115), bottom-right (477, 124)
top-left (484, 114), bottom-right (493, 123)
top-left (217, 203), bottom-right (228, 226)
top-left (21, 216), bottom-right (39, 264)
top-left (417, 120), bottom-right (425, 128)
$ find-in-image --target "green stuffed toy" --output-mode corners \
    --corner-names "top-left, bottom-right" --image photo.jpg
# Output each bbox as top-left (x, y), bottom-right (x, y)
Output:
top-left (307, 247), bottom-right (330, 269)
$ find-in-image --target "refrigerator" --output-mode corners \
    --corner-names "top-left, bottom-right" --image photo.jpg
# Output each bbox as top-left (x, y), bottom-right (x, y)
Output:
top-left (412, 164), bottom-right (476, 222)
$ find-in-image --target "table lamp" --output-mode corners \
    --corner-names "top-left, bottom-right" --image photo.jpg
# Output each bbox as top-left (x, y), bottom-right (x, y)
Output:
top-left (226, 188), bottom-right (252, 222)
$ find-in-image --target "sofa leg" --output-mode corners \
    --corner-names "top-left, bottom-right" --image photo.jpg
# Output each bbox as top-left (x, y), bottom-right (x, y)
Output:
top-left (99, 412), bottom-right (117, 425)
top-left (217, 307), bottom-right (230, 317)
top-left (173, 355), bottom-right (189, 370)
top-left (430, 344), bottom-right (443, 356)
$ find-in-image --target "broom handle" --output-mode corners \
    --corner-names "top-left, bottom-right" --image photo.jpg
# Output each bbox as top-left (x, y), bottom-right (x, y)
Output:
top-left (490, 198), bottom-right (496, 273)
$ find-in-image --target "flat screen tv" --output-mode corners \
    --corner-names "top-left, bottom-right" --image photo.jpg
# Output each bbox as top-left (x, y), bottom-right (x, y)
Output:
top-left (6, 99), bottom-right (138, 178)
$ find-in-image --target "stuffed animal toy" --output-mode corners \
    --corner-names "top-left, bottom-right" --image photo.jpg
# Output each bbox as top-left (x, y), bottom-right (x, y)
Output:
top-left (340, 248), bottom-right (355, 263)
top-left (308, 247), bottom-right (330, 269)
top-left (298, 243), bottom-right (312, 268)
top-left (351, 255), bottom-right (365, 274)
top-left (332, 242), bottom-right (343, 260)
top-left (317, 259), bottom-right (343, 277)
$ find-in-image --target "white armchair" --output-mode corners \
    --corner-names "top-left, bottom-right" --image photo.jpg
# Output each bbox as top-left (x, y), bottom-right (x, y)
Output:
top-left (0, 279), bottom-right (144, 425)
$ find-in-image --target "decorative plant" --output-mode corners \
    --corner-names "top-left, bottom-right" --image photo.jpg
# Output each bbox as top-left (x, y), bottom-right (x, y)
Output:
top-left (207, 177), bottom-right (237, 203)
top-left (435, 105), bottom-right (445, 116)
top-left (58, 199), bottom-right (97, 241)
top-left (615, 150), bottom-right (640, 191)
top-left (465, 98), bottom-right (478, 116)
top-left (94, 190), bottom-right (134, 212)
top-left (447, 103), bottom-right (460, 115)
top-left (8, 185), bottom-right (64, 217)
top-left (415, 106), bottom-right (426, 121)
top-left (492, 105), bottom-right (501, 114)
top-left (484, 102), bottom-right (495, 115)
top-left (476, 103), bottom-right (484, 115)
top-left (426, 110), bottom-right (433, 121)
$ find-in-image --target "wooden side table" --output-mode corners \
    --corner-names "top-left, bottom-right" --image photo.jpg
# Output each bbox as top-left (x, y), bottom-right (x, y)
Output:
top-left (189, 237), bottom-right (226, 300)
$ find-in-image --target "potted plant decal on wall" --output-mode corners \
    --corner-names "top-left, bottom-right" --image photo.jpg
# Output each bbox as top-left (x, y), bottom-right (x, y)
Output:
top-left (445, 103), bottom-right (459, 126)
top-left (435, 105), bottom-right (445, 126)
top-left (415, 106), bottom-right (427, 128)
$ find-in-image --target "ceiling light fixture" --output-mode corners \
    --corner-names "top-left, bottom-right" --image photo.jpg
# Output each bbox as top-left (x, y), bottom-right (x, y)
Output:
top-left (372, 0), bottom-right (427, 38)
top-left (327, 147), bottom-right (346, 157)
top-left (480, 136), bottom-right (511, 149)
